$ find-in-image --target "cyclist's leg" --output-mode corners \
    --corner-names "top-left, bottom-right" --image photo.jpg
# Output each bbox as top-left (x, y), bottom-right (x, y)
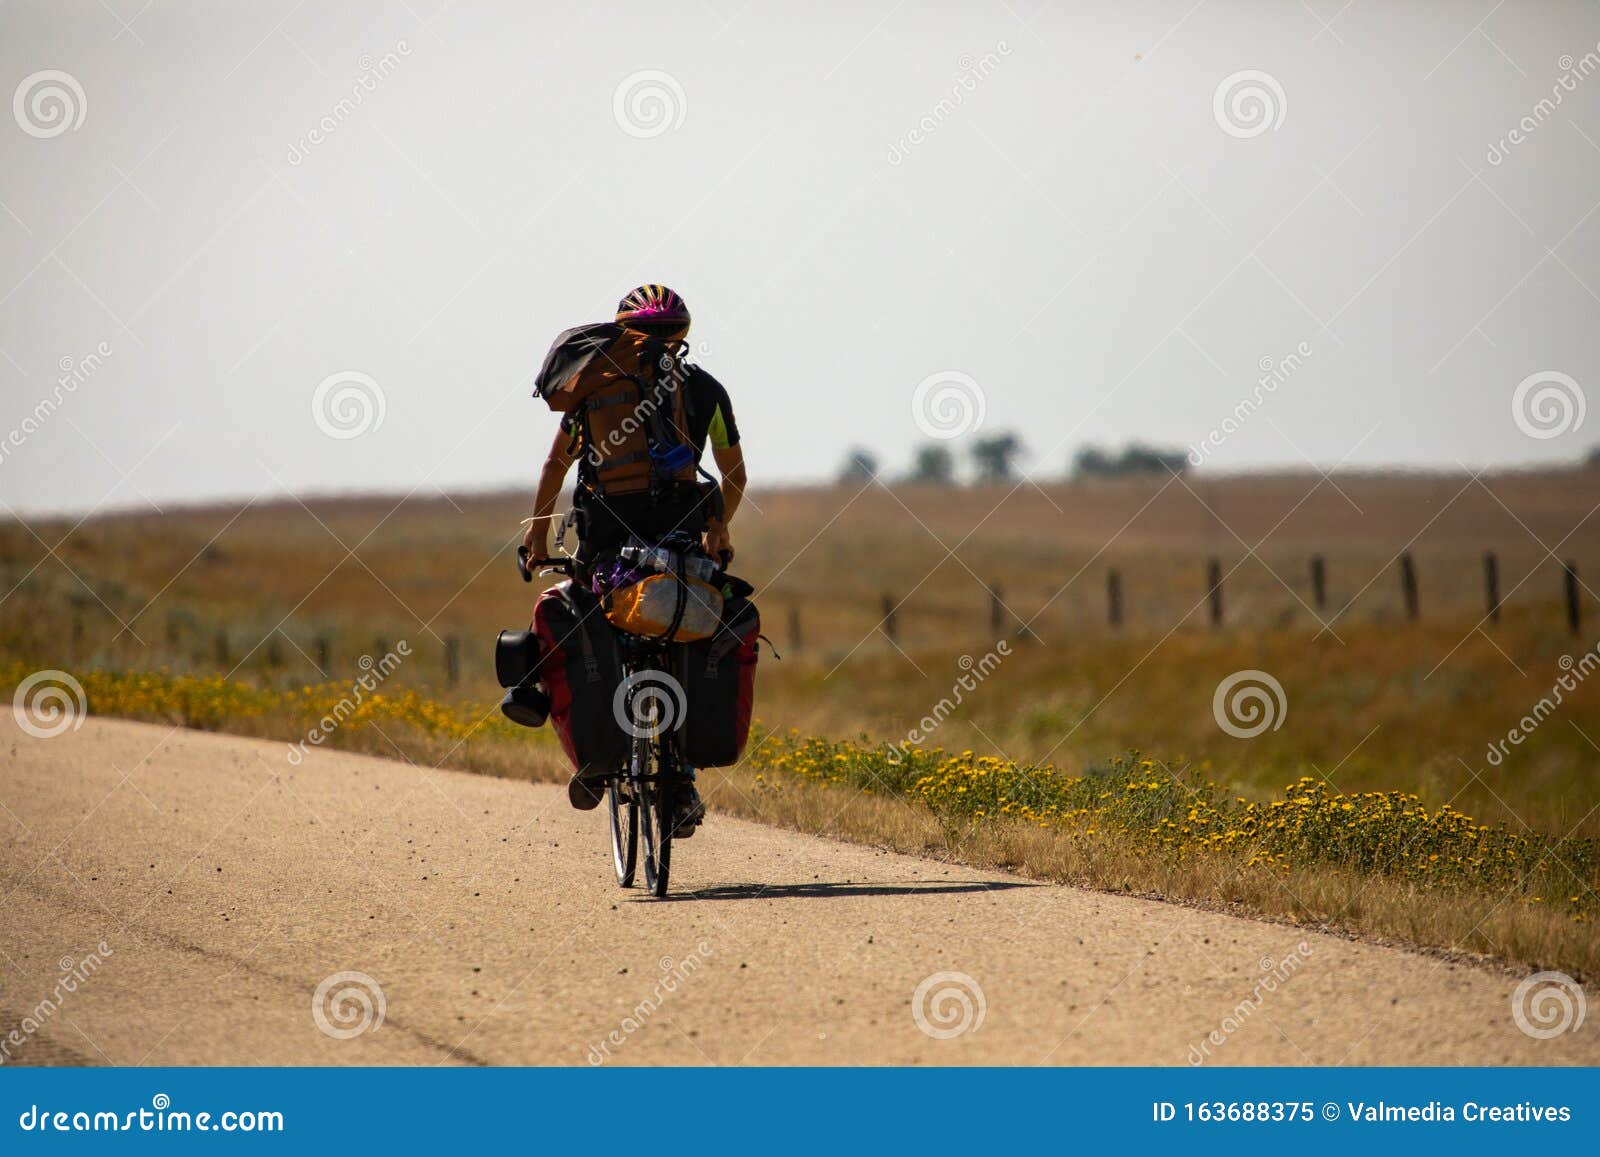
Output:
top-left (568, 773), bottom-right (607, 810)
top-left (671, 761), bottom-right (704, 836)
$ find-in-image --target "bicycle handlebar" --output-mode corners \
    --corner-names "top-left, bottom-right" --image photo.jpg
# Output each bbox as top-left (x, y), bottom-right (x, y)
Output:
top-left (516, 545), bottom-right (575, 582)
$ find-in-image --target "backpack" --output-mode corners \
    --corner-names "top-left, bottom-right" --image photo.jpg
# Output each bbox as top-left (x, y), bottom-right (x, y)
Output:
top-left (534, 322), bottom-right (697, 499)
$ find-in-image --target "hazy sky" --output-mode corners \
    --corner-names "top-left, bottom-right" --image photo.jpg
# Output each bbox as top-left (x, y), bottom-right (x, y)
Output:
top-left (2, 0), bottom-right (1599, 515)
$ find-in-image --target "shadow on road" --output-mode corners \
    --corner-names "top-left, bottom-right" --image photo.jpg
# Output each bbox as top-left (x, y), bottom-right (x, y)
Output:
top-left (656, 879), bottom-right (1038, 902)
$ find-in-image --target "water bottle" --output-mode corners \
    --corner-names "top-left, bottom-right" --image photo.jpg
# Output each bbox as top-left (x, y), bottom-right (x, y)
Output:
top-left (620, 543), bottom-right (719, 583)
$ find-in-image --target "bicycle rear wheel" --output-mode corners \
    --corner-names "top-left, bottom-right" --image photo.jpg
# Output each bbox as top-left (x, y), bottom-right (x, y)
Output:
top-left (608, 780), bottom-right (637, 888)
top-left (636, 738), bottom-right (672, 898)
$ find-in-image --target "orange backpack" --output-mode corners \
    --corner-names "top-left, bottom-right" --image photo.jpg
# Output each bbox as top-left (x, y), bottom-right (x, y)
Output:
top-left (534, 323), bottom-right (697, 499)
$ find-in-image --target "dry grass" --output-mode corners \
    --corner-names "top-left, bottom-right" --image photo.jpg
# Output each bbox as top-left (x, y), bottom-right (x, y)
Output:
top-left (6, 468), bottom-right (1600, 664)
top-left (705, 773), bottom-right (1593, 981)
top-left (759, 603), bottom-right (1600, 837)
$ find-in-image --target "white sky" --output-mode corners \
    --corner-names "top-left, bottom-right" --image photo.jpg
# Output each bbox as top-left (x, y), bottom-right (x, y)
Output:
top-left (2, 0), bottom-right (1599, 515)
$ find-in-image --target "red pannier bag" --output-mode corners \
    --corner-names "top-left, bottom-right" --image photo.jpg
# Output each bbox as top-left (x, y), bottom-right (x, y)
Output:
top-left (532, 581), bottom-right (629, 780)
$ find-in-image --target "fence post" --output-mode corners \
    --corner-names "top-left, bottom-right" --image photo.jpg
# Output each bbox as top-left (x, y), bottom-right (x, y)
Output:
top-left (445, 636), bottom-right (460, 688)
top-left (788, 606), bottom-right (802, 655)
top-left (314, 636), bottom-right (330, 676)
top-left (880, 594), bottom-right (897, 645)
top-left (375, 639), bottom-right (390, 664)
top-left (166, 612), bottom-right (182, 652)
top-left (265, 635), bottom-right (283, 668)
top-left (1107, 569), bottom-right (1123, 628)
top-left (1400, 553), bottom-right (1419, 621)
top-left (988, 583), bottom-right (1005, 636)
top-left (1206, 558), bottom-right (1224, 629)
top-left (1565, 560), bottom-right (1581, 637)
top-left (1310, 555), bottom-right (1327, 611)
top-left (1484, 551), bottom-right (1500, 623)
top-left (214, 630), bottom-right (230, 668)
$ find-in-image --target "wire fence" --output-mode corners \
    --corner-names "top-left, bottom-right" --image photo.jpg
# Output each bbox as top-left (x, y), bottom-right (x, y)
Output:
top-left (0, 548), bottom-right (1590, 692)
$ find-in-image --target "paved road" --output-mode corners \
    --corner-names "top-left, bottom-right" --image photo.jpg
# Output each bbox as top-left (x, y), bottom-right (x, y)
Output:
top-left (1, 715), bottom-right (1593, 1065)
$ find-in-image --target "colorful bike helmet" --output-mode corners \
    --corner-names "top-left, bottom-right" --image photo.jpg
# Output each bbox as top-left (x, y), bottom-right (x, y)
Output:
top-left (616, 284), bottom-right (690, 339)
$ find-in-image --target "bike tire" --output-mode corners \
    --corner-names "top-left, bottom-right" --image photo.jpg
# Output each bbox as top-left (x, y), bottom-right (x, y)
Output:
top-left (608, 780), bottom-right (638, 888)
top-left (637, 741), bottom-right (672, 898)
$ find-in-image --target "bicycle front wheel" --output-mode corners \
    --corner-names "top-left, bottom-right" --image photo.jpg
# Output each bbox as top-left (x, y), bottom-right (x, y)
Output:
top-left (636, 739), bottom-right (672, 898)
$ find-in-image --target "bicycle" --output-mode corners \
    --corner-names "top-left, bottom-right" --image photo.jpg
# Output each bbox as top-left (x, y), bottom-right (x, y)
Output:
top-left (518, 546), bottom-right (690, 898)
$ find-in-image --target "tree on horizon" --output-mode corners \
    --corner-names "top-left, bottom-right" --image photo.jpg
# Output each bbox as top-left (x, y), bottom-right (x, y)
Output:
top-left (970, 432), bottom-right (1023, 483)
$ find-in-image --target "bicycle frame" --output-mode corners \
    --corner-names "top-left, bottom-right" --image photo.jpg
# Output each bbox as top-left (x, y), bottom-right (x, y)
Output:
top-left (517, 546), bottom-right (695, 898)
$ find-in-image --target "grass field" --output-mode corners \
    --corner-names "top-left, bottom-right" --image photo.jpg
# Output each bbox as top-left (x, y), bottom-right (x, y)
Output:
top-left (3, 468), bottom-right (1599, 971)
top-left (9, 469), bottom-right (1599, 658)
top-left (4, 468), bottom-right (1598, 819)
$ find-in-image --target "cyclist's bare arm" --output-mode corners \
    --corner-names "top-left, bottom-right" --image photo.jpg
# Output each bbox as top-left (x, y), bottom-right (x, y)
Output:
top-left (705, 443), bottom-right (746, 559)
top-left (713, 443), bottom-right (746, 524)
top-left (524, 427), bottom-right (575, 556)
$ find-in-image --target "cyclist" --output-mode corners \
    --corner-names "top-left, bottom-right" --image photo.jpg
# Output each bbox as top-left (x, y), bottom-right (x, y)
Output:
top-left (516, 284), bottom-right (747, 822)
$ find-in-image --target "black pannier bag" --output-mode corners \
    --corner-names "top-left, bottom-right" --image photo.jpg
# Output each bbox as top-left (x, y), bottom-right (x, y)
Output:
top-left (676, 594), bottom-right (760, 768)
